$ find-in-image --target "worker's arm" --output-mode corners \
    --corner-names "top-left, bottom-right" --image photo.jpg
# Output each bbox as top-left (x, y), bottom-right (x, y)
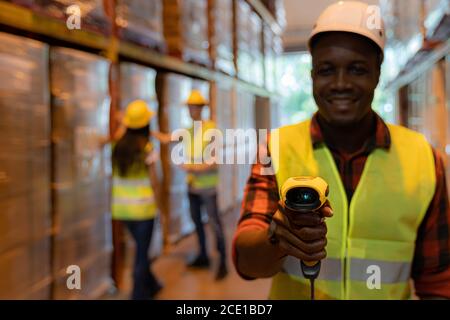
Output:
top-left (412, 149), bottom-right (450, 299)
top-left (235, 202), bottom-right (332, 279)
top-left (151, 130), bottom-right (173, 145)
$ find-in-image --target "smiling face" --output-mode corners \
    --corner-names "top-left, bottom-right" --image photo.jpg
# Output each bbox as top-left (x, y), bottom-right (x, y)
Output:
top-left (311, 32), bottom-right (381, 128)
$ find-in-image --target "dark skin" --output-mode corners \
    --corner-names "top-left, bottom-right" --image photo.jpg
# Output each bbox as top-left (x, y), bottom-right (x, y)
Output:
top-left (235, 32), bottom-right (381, 278)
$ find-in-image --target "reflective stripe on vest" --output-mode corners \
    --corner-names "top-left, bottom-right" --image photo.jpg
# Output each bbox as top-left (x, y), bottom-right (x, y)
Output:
top-left (268, 119), bottom-right (436, 300)
top-left (112, 176), bottom-right (157, 221)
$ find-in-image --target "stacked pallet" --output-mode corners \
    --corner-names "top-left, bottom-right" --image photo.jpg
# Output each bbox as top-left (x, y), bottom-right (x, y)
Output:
top-left (263, 23), bottom-right (283, 92)
top-left (0, 33), bottom-right (52, 299)
top-left (32, 0), bottom-right (112, 35)
top-left (163, 0), bottom-right (211, 67)
top-left (115, 0), bottom-right (165, 51)
top-left (50, 47), bottom-right (112, 299)
top-left (235, 0), bottom-right (264, 87)
top-left (208, 0), bottom-right (235, 75)
top-left (234, 89), bottom-right (256, 203)
top-left (261, 0), bottom-right (286, 30)
top-left (119, 62), bottom-right (163, 259)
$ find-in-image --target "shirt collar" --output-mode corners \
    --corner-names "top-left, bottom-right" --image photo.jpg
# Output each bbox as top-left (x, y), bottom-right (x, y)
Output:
top-left (310, 111), bottom-right (391, 152)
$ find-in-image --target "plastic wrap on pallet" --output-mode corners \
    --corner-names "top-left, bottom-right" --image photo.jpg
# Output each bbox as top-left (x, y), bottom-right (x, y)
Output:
top-left (236, 0), bottom-right (253, 83)
top-left (208, 0), bottom-right (235, 75)
top-left (0, 32), bottom-right (51, 299)
top-left (263, 24), bottom-right (276, 92)
top-left (53, 213), bottom-right (112, 273)
top-left (119, 62), bottom-right (163, 257)
top-left (0, 236), bottom-right (51, 299)
top-left (52, 248), bottom-right (111, 299)
top-left (234, 89), bottom-right (255, 202)
top-left (50, 47), bottom-right (111, 187)
top-left (261, 0), bottom-right (286, 30)
top-left (249, 11), bottom-right (264, 87)
top-left (214, 83), bottom-right (235, 212)
top-left (273, 33), bottom-right (283, 93)
top-left (32, 0), bottom-right (112, 35)
top-left (163, 0), bottom-right (210, 66)
top-left (50, 47), bottom-right (112, 298)
top-left (116, 0), bottom-right (165, 51)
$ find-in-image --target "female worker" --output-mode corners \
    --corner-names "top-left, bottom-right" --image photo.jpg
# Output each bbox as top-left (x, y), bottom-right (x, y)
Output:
top-left (112, 100), bottom-right (163, 300)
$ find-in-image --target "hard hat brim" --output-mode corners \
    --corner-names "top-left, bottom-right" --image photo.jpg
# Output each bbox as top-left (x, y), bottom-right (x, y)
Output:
top-left (308, 25), bottom-right (385, 53)
top-left (123, 109), bottom-right (155, 129)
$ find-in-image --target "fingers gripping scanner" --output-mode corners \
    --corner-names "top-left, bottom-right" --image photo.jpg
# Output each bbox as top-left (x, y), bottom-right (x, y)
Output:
top-left (281, 176), bottom-right (329, 300)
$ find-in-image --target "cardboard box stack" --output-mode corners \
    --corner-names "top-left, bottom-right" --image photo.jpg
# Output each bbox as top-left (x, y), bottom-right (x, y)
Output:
top-left (119, 62), bottom-right (163, 258)
top-left (50, 47), bottom-right (112, 299)
top-left (156, 72), bottom-right (196, 243)
top-left (208, 0), bottom-right (235, 75)
top-left (163, 0), bottom-right (211, 66)
top-left (0, 33), bottom-right (52, 299)
top-left (115, 0), bottom-right (165, 51)
top-left (32, 0), bottom-right (112, 35)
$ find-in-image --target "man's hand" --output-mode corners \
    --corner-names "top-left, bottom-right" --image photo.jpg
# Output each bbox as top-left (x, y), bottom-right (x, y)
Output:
top-left (270, 200), bottom-right (333, 263)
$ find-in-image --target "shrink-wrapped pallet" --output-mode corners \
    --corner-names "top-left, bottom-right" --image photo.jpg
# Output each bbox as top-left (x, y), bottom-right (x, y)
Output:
top-left (116, 0), bottom-right (165, 51)
top-left (235, 0), bottom-right (264, 86)
top-left (0, 32), bottom-right (51, 299)
top-left (50, 47), bottom-right (112, 299)
top-left (263, 24), bottom-right (276, 92)
top-left (234, 89), bottom-right (255, 203)
top-left (213, 82), bottom-right (236, 213)
top-left (235, 0), bottom-right (253, 83)
top-left (163, 0), bottom-right (211, 66)
top-left (249, 11), bottom-right (264, 87)
top-left (208, 0), bottom-right (235, 75)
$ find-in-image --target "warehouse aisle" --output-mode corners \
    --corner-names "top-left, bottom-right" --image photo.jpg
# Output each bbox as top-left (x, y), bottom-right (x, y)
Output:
top-left (106, 209), bottom-right (271, 300)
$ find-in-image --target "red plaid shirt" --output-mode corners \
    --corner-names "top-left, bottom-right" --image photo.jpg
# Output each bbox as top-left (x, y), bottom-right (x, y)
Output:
top-left (233, 112), bottom-right (450, 299)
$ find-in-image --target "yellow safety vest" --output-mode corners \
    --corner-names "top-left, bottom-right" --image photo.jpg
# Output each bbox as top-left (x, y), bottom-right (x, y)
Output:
top-left (268, 119), bottom-right (436, 300)
top-left (112, 143), bottom-right (157, 220)
top-left (186, 120), bottom-right (219, 191)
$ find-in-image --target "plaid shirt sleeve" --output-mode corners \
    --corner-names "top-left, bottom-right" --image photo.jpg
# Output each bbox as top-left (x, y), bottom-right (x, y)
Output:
top-left (231, 143), bottom-right (279, 279)
top-left (412, 148), bottom-right (450, 299)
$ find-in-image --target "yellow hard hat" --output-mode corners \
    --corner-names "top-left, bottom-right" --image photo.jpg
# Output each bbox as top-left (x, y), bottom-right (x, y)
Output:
top-left (186, 89), bottom-right (208, 106)
top-left (308, 1), bottom-right (385, 52)
top-left (123, 100), bottom-right (155, 129)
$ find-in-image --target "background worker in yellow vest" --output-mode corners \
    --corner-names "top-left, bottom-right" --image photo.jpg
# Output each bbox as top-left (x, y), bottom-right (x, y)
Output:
top-left (233, 1), bottom-right (450, 299)
top-left (182, 89), bottom-right (228, 280)
top-left (112, 100), bottom-right (163, 300)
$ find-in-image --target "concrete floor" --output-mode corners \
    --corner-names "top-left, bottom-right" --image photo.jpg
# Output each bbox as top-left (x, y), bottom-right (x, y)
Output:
top-left (106, 209), bottom-right (272, 300)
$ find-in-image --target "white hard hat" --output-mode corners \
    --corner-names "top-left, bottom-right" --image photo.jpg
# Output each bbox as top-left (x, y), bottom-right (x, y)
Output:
top-left (308, 1), bottom-right (385, 52)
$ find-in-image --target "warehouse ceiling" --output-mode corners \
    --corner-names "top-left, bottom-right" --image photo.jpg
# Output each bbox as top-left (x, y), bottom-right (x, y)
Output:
top-left (283, 0), bottom-right (381, 51)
